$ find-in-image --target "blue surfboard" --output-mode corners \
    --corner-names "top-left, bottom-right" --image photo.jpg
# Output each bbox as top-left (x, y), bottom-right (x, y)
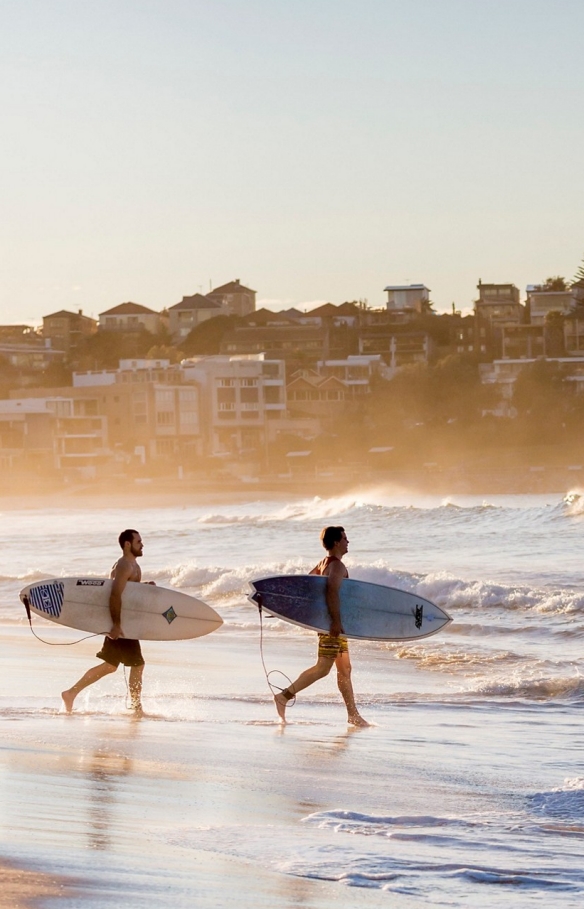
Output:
top-left (249, 575), bottom-right (451, 641)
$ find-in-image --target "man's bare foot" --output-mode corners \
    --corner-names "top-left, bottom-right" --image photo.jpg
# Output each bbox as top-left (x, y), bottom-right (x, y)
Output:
top-left (131, 703), bottom-right (144, 718)
top-left (348, 713), bottom-right (370, 727)
top-left (274, 693), bottom-right (288, 723)
top-left (61, 690), bottom-right (75, 714)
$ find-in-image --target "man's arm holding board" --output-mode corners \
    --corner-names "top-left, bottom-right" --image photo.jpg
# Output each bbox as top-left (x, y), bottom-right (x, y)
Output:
top-left (108, 561), bottom-right (134, 639)
top-left (325, 560), bottom-right (345, 638)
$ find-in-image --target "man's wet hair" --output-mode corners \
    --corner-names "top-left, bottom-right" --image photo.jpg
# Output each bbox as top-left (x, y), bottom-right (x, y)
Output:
top-left (119, 529), bottom-right (139, 550)
top-left (320, 526), bottom-right (345, 550)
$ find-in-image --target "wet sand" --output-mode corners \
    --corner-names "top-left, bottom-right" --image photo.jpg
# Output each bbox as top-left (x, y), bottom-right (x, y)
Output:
top-left (0, 624), bottom-right (409, 909)
top-left (0, 862), bottom-right (70, 909)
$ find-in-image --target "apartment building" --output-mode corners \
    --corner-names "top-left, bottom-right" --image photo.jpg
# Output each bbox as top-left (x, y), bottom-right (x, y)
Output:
top-left (358, 327), bottom-right (434, 371)
top-left (526, 286), bottom-right (575, 324)
top-left (315, 355), bottom-right (390, 396)
top-left (181, 355), bottom-right (286, 457)
top-left (220, 324), bottom-right (329, 362)
top-left (0, 397), bottom-right (107, 474)
top-left (475, 281), bottom-right (523, 325)
top-left (384, 284), bottom-right (431, 315)
top-left (11, 361), bottom-right (201, 466)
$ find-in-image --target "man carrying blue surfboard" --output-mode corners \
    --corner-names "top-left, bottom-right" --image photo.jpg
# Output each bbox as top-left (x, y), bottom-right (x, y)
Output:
top-left (61, 529), bottom-right (148, 715)
top-left (274, 526), bottom-right (369, 726)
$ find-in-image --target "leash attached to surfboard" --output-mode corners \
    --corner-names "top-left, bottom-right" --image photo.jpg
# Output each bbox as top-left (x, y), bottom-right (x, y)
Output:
top-left (21, 594), bottom-right (107, 646)
top-left (253, 591), bottom-right (296, 707)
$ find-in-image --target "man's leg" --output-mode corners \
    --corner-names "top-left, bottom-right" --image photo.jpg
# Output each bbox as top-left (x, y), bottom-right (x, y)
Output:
top-left (274, 656), bottom-right (334, 723)
top-left (335, 651), bottom-right (369, 726)
top-left (61, 662), bottom-right (117, 713)
top-left (128, 664), bottom-right (144, 713)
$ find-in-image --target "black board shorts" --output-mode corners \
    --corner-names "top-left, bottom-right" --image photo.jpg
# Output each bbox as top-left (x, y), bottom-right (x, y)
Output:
top-left (96, 637), bottom-right (144, 668)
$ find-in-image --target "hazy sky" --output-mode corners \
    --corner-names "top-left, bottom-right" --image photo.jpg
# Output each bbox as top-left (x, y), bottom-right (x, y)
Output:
top-left (1, 0), bottom-right (583, 324)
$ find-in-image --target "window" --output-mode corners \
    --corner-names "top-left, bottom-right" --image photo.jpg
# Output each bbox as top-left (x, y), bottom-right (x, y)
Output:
top-left (218, 388), bottom-right (236, 405)
top-left (265, 387), bottom-right (281, 404)
top-left (240, 387), bottom-right (258, 404)
top-left (157, 412), bottom-right (174, 425)
top-left (156, 439), bottom-right (175, 455)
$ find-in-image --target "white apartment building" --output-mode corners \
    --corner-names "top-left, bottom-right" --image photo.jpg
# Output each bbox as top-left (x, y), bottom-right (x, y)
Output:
top-left (384, 284), bottom-right (431, 313)
top-left (526, 287), bottom-right (575, 324)
top-left (181, 355), bottom-right (286, 456)
top-left (0, 397), bottom-right (108, 473)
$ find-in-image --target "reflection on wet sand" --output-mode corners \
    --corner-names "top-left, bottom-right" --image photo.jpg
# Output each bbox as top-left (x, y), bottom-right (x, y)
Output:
top-left (85, 749), bottom-right (135, 851)
top-left (0, 860), bottom-right (72, 908)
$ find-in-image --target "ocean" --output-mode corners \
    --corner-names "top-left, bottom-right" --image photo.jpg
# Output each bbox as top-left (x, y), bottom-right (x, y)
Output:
top-left (1, 489), bottom-right (583, 907)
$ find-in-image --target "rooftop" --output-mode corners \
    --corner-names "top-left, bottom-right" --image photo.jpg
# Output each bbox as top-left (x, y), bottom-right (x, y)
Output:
top-left (168, 294), bottom-right (221, 312)
top-left (210, 279), bottom-right (256, 295)
top-left (100, 302), bottom-right (158, 316)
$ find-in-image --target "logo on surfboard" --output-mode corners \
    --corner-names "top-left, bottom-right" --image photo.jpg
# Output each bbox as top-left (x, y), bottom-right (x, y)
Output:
top-left (29, 582), bottom-right (65, 618)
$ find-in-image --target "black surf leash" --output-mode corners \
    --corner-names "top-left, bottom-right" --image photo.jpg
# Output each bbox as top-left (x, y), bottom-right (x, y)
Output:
top-left (253, 592), bottom-right (296, 707)
top-left (21, 594), bottom-right (107, 646)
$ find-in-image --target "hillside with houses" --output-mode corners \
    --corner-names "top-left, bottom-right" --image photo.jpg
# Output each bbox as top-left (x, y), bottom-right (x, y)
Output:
top-left (2, 265), bottom-right (584, 493)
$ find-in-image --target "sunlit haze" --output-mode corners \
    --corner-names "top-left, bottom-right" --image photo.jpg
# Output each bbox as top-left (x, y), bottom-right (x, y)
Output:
top-left (1, 0), bottom-right (583, 323)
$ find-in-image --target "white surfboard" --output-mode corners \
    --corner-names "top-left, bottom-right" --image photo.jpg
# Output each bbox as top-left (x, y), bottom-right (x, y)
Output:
top-left (20, 577), bottom-right (223, 641)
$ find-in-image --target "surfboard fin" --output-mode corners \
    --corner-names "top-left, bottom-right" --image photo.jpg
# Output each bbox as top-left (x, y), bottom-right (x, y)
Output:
top-left (21, 594), bottom-right (32, 625)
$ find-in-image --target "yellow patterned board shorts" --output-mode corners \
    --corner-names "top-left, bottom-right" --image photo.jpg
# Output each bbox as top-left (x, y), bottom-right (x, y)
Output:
top-left (318, 633), bottom-right (349, 659)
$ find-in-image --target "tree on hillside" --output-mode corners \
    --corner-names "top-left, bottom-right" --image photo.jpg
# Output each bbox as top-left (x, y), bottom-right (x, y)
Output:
top-left (146, 344), bottom-right (184, 364)
top-left (181, 315), bottom-right (246, 356)
top-left (512, 359), bottom-right (569, 436)
top-left (366, 354), bottom-right (488, 435)
top-left (74, 329), bottom-right (155, 370)
top-left (573, 254), bottom-right (584, 285)
top-left (543, 310), bottom-right (565, 357)
top-left (542, 276), bottom-right (568, 291)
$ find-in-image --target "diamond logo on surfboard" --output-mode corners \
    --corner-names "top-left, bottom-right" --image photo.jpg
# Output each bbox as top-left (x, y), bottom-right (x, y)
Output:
top-left (162, 606), bottom-right (177, 624)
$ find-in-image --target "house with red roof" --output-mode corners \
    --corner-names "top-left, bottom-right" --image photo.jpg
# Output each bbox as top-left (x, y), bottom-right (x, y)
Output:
top-left (98, 302), bottom-right (164, 334)
top-left (207, 279), bottom-right (256, 317)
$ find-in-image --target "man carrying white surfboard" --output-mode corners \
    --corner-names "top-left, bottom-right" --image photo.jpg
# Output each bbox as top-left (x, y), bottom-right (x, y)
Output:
top-left (61, 529), bottom-right (148, 715)
top-left (274, 526), bottom-right (368, 726)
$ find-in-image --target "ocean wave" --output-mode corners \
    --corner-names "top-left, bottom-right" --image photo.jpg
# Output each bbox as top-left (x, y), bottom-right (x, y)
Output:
top-left (0, 569), bottom-right (58, 584)
top-left (197, 495), bottom-right (367, 526)
top-left (303, 809), bottom-right (471, 834)
top-left (563, 490), bottom-right (584, 517)
top-left (530, 779), bottom-right (584, 820)
top-left (394, 645), bottom-right (524, 673)
top-left (195, 494), bottom-right (516, 529)
top-left (462, 672), bottom-right (584, 701)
